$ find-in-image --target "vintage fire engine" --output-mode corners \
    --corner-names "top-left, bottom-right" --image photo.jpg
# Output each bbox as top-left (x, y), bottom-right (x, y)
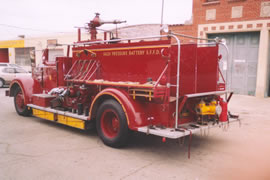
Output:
top-left (7, 14), bottom-right (238, 149)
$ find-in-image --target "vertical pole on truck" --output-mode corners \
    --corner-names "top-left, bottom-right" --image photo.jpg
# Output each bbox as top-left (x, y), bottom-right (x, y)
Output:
top-left (219, 43), bottom-right (230, 101)
top-left (169, 33), bottom-right (181, 129)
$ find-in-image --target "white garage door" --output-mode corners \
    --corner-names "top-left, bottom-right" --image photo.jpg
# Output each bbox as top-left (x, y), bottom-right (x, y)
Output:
top-left (209, 32), bottom-right (260, 96)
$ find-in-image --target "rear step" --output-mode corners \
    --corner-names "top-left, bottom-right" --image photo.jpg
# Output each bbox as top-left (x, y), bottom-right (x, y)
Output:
top-left (137, 118), bottom-right (240, 139)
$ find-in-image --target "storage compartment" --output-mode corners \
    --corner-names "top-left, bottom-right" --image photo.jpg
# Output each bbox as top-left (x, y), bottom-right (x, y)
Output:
top-left (32, 94), bottom-right (56, 107)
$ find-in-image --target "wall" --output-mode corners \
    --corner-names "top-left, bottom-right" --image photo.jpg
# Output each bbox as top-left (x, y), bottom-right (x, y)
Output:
top-left (193, 0), bottom-right (270, 24)
top-left (112, 24), bottom-right (161, 39)
top-left (171, 0), bottom-right (270, 41)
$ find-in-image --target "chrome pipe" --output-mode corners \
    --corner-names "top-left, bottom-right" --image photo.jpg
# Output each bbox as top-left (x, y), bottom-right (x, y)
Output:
top-left (171, 32), bottom-right (217, 42)
top-left (170, 33), bottom-right (181, 129)
top-left (219, 43), bottom-right (230, 100)
top-left (74, 35), bottom-right (170, 46)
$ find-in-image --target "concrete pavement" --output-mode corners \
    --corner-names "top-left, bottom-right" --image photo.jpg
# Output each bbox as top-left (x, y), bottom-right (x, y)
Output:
top-left (0, 87), bottom-right (269, 180)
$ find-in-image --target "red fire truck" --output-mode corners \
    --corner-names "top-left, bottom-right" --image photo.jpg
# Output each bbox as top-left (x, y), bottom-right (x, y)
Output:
top-left (7, 14), bottom-right (238, 149)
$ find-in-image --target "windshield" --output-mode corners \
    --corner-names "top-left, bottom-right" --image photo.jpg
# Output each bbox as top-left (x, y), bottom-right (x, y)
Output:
top-left (15, 68), bottom-right (28, 73)
top-left (10, 64), bottom-right (22, 68)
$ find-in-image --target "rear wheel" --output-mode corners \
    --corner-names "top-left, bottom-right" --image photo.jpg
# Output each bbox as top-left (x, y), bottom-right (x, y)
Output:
top-left (96, 99), bottom-right (129, 148)
top-left (14, 88), bottom-right (31, 116)
top-left (0, 78), bottom-right (4, 88)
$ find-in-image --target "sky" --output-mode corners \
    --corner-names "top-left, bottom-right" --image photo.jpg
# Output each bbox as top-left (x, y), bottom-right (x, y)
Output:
top-left (0, 0), bottom-right (192, 40)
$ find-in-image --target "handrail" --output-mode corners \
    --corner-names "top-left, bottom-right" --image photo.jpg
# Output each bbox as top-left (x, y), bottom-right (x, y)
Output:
top-left (171, 32), bottom-right (218, 42)
top-left (74, 35), bottom-right (170, 46)
top-left (219, 43), bottom-right (230, 100)
top-left (170, 33), bottom-right (181, 129)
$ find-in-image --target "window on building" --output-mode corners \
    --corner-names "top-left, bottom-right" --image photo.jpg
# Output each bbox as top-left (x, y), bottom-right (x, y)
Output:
top-left (203, 0), bottom-right (220, 5)
top-left (48, 49), bottom-right (64, 62)
top-left (15, 47), bottom-right (35, 66)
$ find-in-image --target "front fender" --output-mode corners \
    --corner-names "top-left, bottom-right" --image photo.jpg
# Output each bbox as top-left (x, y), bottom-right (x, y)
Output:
top-left (89, 88), bottom-right (147, 130)
top-left (9, 76), bottom-right (42, 104)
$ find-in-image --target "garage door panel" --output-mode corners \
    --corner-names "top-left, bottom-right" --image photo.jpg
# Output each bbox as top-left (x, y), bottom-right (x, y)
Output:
top-left (246, 47), bottom-right (259, 62)
top-left (233, 88), bottom-right (242, 94)
top-left (223, 35), bottom-right (233, 46)
top-left (232, 74), bottom-right (246, 84)
top-left (247, 77), bottom-right (256, 96)
top-left (208, 32), bottom-right (260, 96)
top-left (234, 47), bottom-right (247, 60)
top-left (250, 33), bottom-right (260, 46)
top-left (248, 62), bottom-right (257, 75)
top-left (233, 62), bottom-right (246, 76)
top-left (236, 34), bottom-right (247, 46)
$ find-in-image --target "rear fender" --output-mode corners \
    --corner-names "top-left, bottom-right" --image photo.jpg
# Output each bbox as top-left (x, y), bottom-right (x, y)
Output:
top-left (89, 88), bottom-right (147, 130)
top-left (9, 77), bottom-right (42, 104)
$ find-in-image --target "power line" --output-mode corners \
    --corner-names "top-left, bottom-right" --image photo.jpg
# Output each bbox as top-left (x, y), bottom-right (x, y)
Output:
top-left (0, 23), bottom-right (67, 33)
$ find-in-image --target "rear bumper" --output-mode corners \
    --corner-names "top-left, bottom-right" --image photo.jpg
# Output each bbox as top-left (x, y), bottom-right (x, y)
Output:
top-left (137, 118), bottom-right (240, 139)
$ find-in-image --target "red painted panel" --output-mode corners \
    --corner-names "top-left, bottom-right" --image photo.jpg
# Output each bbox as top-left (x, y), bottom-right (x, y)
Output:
top-left (0, 49), bottom-right (9, 62)
top-left (56, 57), bottom-right (72, 86)
top-left (196, 45), bottom-right (219, 93)
top-left (170, 44), bottom-right (219, 96)
top-left (170, 44), bottom-right (197, 96)
top-left (41, 66), bottom-right (57, 92)
top-left (72, 40), bottom-right (171, 84)
top-left (32, 94), bottom-right (55, 107)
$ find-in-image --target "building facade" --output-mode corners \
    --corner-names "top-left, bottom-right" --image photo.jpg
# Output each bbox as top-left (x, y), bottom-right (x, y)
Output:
top-left (0, 33), bottom-right (92, 71)
top-left (170, 0), bottom-right (270, 97)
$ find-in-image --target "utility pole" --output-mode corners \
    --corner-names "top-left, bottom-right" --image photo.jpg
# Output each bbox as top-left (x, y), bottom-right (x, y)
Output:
top-left (161, 0), bottom-right (164, 26)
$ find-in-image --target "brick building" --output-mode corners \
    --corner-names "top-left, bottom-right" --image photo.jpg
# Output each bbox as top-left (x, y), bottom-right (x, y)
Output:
top-left (170, 0), bottom-right (270, 97)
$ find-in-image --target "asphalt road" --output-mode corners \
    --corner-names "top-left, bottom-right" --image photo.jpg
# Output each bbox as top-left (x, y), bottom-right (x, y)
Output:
top-left (0, 87), bottom-right (270, 180)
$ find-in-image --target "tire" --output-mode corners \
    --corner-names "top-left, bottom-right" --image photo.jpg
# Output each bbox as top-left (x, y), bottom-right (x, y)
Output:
top-left (0, 78), bottom-right (4, 88)
top-left (14, 88), bottom-right (31, 116)
top-left (96, 99), bottom-right (129, 148)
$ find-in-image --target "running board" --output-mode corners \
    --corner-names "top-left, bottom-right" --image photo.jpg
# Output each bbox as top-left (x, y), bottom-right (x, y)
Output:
top-left (28, 104), bottom-right (88, 120)
top-left (137, 118), bottom-right (240, 139)
top-left (27, 104), bottom-right (89, 130)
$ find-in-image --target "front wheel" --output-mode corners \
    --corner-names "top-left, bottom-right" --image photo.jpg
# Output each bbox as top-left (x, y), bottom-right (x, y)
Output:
top-left (14, 88), bottom-right (31, 116)
top-left (96, 99), bottom-right (129, 148)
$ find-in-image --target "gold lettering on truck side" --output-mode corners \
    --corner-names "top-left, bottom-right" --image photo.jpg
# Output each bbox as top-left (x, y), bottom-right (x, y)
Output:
top-left (102, 49), bottom-right (161, 57)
